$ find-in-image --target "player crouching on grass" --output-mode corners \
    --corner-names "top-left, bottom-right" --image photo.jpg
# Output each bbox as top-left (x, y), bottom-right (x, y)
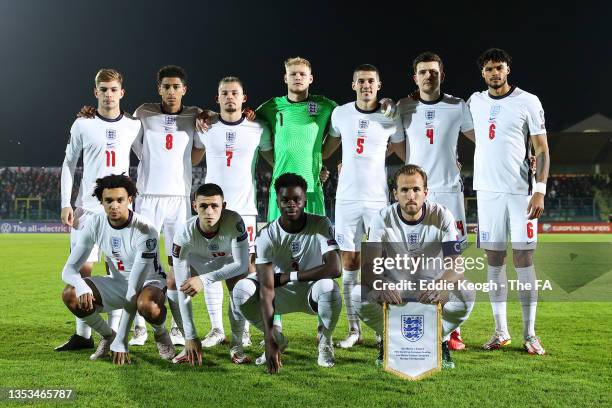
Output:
top-left (171, 183), bottom-right (251, 366)
top-left (232, 173), bottom-right (342, 373)
top-left (60, 174), bottom-right (173, 365)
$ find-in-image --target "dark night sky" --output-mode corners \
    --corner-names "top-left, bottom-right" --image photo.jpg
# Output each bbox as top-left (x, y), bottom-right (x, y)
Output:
top-left (0, 1), bottom-right (608, 166)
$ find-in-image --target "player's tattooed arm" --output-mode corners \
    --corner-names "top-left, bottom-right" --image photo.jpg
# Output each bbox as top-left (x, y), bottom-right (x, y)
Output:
top-left (257, 262), bottom-right (282, 374)
top-left (527, 133), bottom-right (550, 220)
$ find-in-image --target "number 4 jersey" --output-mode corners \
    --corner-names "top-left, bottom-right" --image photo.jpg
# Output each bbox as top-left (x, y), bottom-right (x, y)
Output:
top-left (61, 111), bottom-right (142, 211)
top-left (329, 102), bottom-right (404, 202)
top-left (201, 117), bottom-right (272, 216)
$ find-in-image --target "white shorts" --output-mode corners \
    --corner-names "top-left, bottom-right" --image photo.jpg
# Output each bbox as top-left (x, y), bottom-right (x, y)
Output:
top-left (246, 278), bottom-right (321, 315)
top-left (136, 195), bottom-right (191, 255)
top-left (87, 274), bottom-right (166, 313)
top-left (334, 200), bottom-right (387, 252)
top-left (241, 215), bottom-right (257, 255)
top-left (70, 207), bottom-right (101, 264)
top-left (477, 191), bottom-right (538, 251)
top-left (428, 191), bottom-right (467, 245)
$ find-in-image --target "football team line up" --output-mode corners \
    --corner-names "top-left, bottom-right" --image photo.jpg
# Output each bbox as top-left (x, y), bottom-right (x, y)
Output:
top-left (57, 47), bottom-right (551, 372)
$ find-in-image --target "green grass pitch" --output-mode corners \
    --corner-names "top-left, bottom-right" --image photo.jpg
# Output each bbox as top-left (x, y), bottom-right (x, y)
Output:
top-left (0, 234), bottom-right (610, 407)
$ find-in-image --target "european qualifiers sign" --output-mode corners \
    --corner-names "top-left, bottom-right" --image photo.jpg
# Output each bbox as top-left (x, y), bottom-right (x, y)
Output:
top-left (384, 302), bottom-right (441, 381)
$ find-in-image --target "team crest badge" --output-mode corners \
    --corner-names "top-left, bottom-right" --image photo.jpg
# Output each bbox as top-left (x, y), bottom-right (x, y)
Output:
top-left (208, 243), bottom-right (219, 251)
top-left (164, 116), bottom-right (176, 126)
top-left (106, 129), bottom-right (117, 140)
top-left (307, 102), bottom-right (319, 115)
top-left (425, 110), bottom-right (435, 121)
top-left (290, 241), bottom-right (301, 254)
top-left (489, 105), bottom-right (501, 118)
top-left (359, 119), bottom-right (369, 129)
top-left (226, 131), bottom-right (236, 144)
top-left (401, 315), bottom-right (424, 342)
top-left (408, 233), bottom-right (419, 245)
top-left (111, 237), bottom-right (122, 252)
top-left (146, 238), bottom-right (157, 251)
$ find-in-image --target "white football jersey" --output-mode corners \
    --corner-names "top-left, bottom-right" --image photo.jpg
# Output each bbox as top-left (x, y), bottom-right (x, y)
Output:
top-left (255, 214), bottom-right (339, 276)
top-left (329, 102), bottom-right (404, 202)
top-left (398, 94), bottom-right (473, 192)
top-left (201, 117), bottom-right (272, 216)
top-left (79, 210), bottom-right (164, 280)
top-left (61, 112), bottom-right (142, 211)
top-left (468, 86), bottom-right (546, 195)
top-left (133, 103), bottom-right (204, 196)
top-left (368, 202), bottom-right (460, 279)
top-left (172, 211), bottom-right (248, 275)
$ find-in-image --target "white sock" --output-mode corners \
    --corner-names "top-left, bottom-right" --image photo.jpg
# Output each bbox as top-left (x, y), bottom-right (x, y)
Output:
top-left (107, 309), bottom-right (122, 332)
top-left (343, 268), bottom-right (361, 332)
top-left (133, 313), bottom-right (146, 328)
top-left (166, 290), bottom-right (184, 335)
top-left (228, 291), bottom-right (246, 346)
top-left (204, 279), bottom-right (224, 332)
top-left (351, 285), bottom-right (384, 334)
top-left (311, 279), bottom-right (342, 346)
top-left (75, 317), bottom-right (91, 338)
top-left (516, 265), bottom-right (538, 338)
top-left (487, 264), bottom-right (509, 336)
top-left (82, 312), bottom-right (113, 338)
top-left (232, 279), bottom-right (261, 331)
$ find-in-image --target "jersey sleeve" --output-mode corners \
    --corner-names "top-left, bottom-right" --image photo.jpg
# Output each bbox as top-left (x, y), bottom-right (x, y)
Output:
top-left (255, 227), bottom-right (274, 264)
top-left (61, 216), bottom-right (97, 296)
top-left (60, 120), bottom-right (83, 208)
top-left (203, 214), bottom-right (249, 283)
top-left (526, 96), bottom-right (546, 135)
top-left (389, 114), bottom-right (405, 143)
top-left (440, 207), bottom-right (461, 256)
top-left (255, 99), bottom-right (277, 134)
top-left (460, 99), bottom-right (474, 133)
top-left (258, 121), bottom-right (273, 151)
top-left (328, 107), bottom-right (341, 138)
top-left (316, 217), bottom-right (339, 255)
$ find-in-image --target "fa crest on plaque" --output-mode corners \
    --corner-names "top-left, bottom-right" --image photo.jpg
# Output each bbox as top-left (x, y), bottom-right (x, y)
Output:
top-left (384, 302), bottom-right (441, 380)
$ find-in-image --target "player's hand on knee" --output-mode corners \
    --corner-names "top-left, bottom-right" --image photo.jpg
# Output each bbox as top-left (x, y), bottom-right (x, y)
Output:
top-left (180, 277), bottom-right (204, 297)
top-left (418, 289), bottom-right (448, 305)
top-left (320, 166), bottom-right (330, 183)
top-left (243, 107), bottom-right (256, 121)
top-left (380, 289), bottom-right (402, 305)
top-left (185, 339), bottom-right (202, 366)
top-left (196, 110), bottom-right (218, 132)
top-left (112, 351), bottom-right (131, 366)
top-left (78, 293), bottom-right (95, 312)
top-left (77, 105), bottom-right (96, 118)
top-left (527, 193), bottom-right (545, 220)
top-left (60, 207), bottom-right (74, 227)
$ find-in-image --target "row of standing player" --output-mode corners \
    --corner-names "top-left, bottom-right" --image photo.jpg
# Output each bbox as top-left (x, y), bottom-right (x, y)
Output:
top-left (56, 47), bottom-right (550, 367)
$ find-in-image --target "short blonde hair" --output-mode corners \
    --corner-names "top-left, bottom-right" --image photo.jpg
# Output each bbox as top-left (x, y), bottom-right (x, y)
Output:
top-left (95, 68), bottom-right (123, 87)
top-left (284, 57), bottom-right (312, 71)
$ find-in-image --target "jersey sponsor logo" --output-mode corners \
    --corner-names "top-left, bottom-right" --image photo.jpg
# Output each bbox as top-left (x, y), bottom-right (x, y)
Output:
top-left (208, 243), bottom-right (219, 251)
top-left (401, 315), bottom-right (424, 342)
top-left (359, 119), bottom-right (369, 129)
top-left (425, 110), bottom-right (435, 121)
top-left (146, 238), bottom-right (157, 251)
top-left (172, 243), bottom-right (181, 258)
top-left (106, 129), bottom-right (117, 140)
top-left (307, 102), bottom-right (319, 116)
top-left (111, 237), bottom-right (122, 253)
top-left (290, 241), bottom-right (301, 255)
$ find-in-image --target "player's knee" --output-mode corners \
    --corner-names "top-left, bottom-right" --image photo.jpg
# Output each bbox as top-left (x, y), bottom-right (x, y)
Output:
top-left (342, 251), bottom-right (360, 270)
top-left (513, 249), bottom-right (534, 268)
top-left (485, 250), bottom-right (506, 266)
top-left (62, 285), bottom-right (78, 311)
top-left (232, 279), bottom-right (257, 307)
top-left (311, 279), bottom-right (340, 304)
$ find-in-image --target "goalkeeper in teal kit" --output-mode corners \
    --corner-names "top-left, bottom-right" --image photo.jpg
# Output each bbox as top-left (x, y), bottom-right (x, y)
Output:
top-left (256, 56), bottom-right (337, 222)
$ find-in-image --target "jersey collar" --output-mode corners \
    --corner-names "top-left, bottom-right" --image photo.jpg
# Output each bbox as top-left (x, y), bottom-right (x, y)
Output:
top-left (160, 103), bottom-right (184, 115)
top-left (418, 93), bottom-right (444, 105)
top-left (96, 110), bottom-right (124, 122)
top-left (354, 102), bottom-right (380, 114)
top-left (487, 85), bottom-right (516, 100)
top-left (396, 202), bottom-right (426, 226)
top-left (219, 115), bottom-right (246, 126)
top-left (278, 213), bottom-right (308, 234)
top-left (196, 218), bottom-right (219, 239)
top-left (108, 210), bottom-right (133, 230)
